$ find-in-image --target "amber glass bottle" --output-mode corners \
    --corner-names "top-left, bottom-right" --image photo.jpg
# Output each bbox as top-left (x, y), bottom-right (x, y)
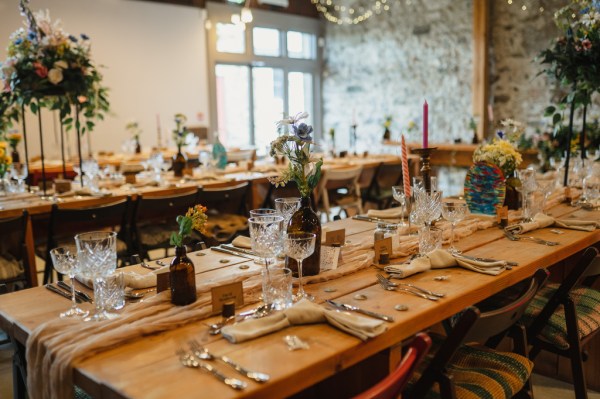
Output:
top-left (286, 196), bottom-right (321, 276)
top-left (170, 245), bottom-right (197, 305)
top-left (172, 145), bottom-right (187, 177)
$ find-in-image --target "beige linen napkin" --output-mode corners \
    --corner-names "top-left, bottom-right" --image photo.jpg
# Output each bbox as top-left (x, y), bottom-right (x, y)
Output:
top-left (367, 208), bottom-right (403, 219)
top-left (221, 299), bottom-right (386, 343)
top-left (383, 249), bottom-right (507, 278)
top-left (232, 235), bottom-right (252, 249)
top-left (506, 213), bottom-right (599, 234)
top-left (76, 268), bottom-right (162, 290)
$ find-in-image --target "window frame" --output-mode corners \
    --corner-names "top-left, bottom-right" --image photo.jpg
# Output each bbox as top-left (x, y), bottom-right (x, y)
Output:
top-left (206, 2), bottom-right (323, 146)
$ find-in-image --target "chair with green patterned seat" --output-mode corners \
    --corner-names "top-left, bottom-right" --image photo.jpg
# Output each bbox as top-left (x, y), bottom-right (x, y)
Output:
top-left (407, 268), bottom-right (549, 399)
top-left (521, 247), bottom-right (599, 399)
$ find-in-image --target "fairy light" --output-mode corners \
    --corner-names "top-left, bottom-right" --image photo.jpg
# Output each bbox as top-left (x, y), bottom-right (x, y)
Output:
top-left (311, 0), bottom-right (397, 25)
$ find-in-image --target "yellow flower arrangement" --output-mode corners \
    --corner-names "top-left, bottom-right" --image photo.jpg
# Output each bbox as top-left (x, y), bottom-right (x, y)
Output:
top-left (6, 132), bottom-right (21, 150)
top-left (170, 205), bottom-right (208, 247)
top-left (473, 137), bottom-right (523, 177)
top-left (0, 141), bottom-right (13, 177)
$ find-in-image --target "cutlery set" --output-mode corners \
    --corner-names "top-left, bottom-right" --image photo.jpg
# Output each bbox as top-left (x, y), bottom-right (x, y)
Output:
top-left (176, 341), bottom-right (271, 390)
top-left (375, 274), bottom-right (443, 301)
top-left (45, 282), bottom-right (93, 303)
top-left (503, 230), bottom-right (559, 246)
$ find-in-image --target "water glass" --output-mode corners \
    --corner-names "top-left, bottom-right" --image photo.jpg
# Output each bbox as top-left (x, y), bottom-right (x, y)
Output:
top-left (284, 232), bottom-right (316, 302)
top-left (262, 267), bottom-right (292, 310)
top-left (248, 215), bottom-right (284, 268)
top-left (10, 163), bottom-right (28, 193)
top-left (75, 231), bottom-right (118, 322)
top-left (516, 169), bottom-right (536, 222)
top-left (249, 208), bottom-right (277, 217)
top-left (274, 197), bottom-right (301, 232)
top-left (418, 227), bottom-right (442, 255)
top-left (103, 271), bottom-right (125, 311)
top-left (50, 246), bottom-right (88, 318)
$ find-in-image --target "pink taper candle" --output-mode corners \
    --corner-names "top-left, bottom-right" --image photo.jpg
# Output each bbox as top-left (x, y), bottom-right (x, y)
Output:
top-left (401, 134), bottom-right (411, 198)
top-left (423, 100), bottom-right (428, 148)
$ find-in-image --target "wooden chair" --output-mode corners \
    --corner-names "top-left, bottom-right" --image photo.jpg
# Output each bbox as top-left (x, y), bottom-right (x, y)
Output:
top-left (362, 160), bottom-right (404, 210)
top-left (521, 247), bottom-right (600, 399)
top-left (197, 181), bottom-right (250, 247)
top-left (317, 166), bottom-right (363, 222)
top-left (408, 269), bottom-right (549, 399)
top-left (352, 333), bottom-right (432, 399)
top-left (40, 197), bottom-right (132, 283)
top-left (0, 211), bottom-right (33, 292)
top-left (131, 187), bottom-right (200, 260)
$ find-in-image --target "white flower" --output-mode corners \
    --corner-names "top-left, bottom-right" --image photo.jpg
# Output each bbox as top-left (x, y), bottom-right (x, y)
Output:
top-left (276, 111), bottom-right (309, 127)
top-left (53, 60), bottom-right (68, 69)
top-left (47, 68), bottom-right (63, 85)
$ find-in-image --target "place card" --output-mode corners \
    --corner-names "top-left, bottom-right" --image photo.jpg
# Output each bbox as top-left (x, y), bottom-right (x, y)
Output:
top-left (374, 237), bottom-right (393, 266)
top-left (156, 269), bottom-right (170, 293)
top-left (320, 246), bottom-right (341, 271)
top-left (211, 281), bottom-right (244, 314)
top-left (325, 228), bottom-right (345, 246)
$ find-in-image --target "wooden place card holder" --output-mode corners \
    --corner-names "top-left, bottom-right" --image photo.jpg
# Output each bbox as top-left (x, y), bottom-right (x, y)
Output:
top-left (373, 237), bottom-right (393, 267)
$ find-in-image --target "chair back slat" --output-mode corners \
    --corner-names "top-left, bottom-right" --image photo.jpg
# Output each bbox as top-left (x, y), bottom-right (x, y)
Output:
top-left (199, 182), bottom-right (249, 216)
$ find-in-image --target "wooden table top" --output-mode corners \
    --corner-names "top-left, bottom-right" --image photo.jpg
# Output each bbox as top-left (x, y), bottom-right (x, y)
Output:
top-left (0, 203), bottom-right (598, 398)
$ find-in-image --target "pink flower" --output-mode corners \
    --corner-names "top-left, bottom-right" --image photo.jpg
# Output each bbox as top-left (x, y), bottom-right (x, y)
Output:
top-left (582, 38), bottom-right (592, 50)
top-left (33, 61), bottom-right (48, 78)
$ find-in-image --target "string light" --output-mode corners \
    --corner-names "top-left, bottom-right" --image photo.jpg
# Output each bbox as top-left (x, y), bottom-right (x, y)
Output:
top-left (311, 0), bottom-right (397, 25)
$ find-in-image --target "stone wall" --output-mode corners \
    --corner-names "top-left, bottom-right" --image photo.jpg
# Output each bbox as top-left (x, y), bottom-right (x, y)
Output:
top-left (322, 0), bottom-right (474, 152)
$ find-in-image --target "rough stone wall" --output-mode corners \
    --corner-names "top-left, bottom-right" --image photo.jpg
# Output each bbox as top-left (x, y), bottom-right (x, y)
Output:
top-left (489, 0), bottom-right (566, 130)
top-left (322, 0), bottom-right (474, 152)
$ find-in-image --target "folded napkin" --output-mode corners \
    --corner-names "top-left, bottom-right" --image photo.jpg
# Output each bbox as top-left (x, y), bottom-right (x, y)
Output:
top-left (231, 235), bottom-right (252, 249)
top-left (506, 213), bottom-right (599, 234)
top-left (76, 268), bottom-right (163, 290)
top-left (367, 208), bottom-right (404, 219)
top-left (383, 249), bottom-right (507, 279)
top-left (221, 299), bottom-right (387, 343)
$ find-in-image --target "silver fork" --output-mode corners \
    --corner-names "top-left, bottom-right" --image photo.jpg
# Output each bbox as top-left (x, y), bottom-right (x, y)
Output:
top-left (375, 274), bottom-right (439, 301)
top-left (176, 349), bottom-right (247, 390)
top-left (189, 340), bottom-right (270, 383)
top-left (503, 230), bottom-right (559, 246)
top-left (377, 274), bottom-right (445, 298)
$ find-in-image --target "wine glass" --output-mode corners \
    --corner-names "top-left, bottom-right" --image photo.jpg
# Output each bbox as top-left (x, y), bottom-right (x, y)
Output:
top-left (536, 178), bottom-right (555, 215)
top-left (284, 232), bottom-right (316, 302)
top-left (75, 231), bottom-right (118, 322)
top-left (516, 169), bottom-right (537, 222)
top-left (10, 163), bottom-right (28, 193)
top-left (49, 246), bottom-right (88, 318)
top-left (274, 197), bottom-right (301, 233)
top-left (441, 202), bottom-right (468, 254)
top-left (248, 215), bottom-right (284, 271)
top-left (391, 186), bottom-right (410, 227)
top-left (414, 190), bottom-right (443, 226)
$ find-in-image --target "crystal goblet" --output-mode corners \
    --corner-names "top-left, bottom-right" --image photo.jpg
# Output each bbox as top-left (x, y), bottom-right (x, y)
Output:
top-left (274, 197), bottom-right (301, 233)
top-left (75, 231), bottom-right (118, 322)
top-left (284, 232), bottom-right (316, 302)
top-left (248, 215), bottom-right (284, 273)
top-left (391, 186), bottom-right (411, 227)
top-left (50, 246), bottom-right (88, 318)
top-left (441, 202), bottom-right (468, 254)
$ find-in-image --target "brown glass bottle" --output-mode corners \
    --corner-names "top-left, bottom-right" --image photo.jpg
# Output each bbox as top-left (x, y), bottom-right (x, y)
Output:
top-left (172, 146), bottom-right (187, 177)
top-left (504, 172), bottom-right (522, 210)
top-left (134, 138), bottom-right (141, 154)
top-left (170, 245), bottom-right (197, 305)
top-left (286, 196), bottom-right (321, 276)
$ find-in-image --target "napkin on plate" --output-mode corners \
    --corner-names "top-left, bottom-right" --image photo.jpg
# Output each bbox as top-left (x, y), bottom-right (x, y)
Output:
top-left (506, 213), bottom-right (599, 234)
top-left (383, 249), bottom-right (507, 278)
top-left (367, 208), bottom-right (404, 219)
top-left (221, 299), bottom-right (387, 343)
top-left (231, 236), bottom-right (252, 249)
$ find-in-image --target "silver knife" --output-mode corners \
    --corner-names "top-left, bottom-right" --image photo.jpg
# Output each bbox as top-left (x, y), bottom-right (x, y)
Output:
top-left (45, 284), bottom-right (82, 303)
top-left (222, 244), bottom-right (257, 257)
top-left (57, 281), bottom-right (93, 303)
top-left (456, 254), bottom-right (518, 267)
top-left (211, 246), bottom-right (258, 261)
top-left (325, 299), bottom-right (394, 322)
top-left (352, 215), bottom-right (383, 223)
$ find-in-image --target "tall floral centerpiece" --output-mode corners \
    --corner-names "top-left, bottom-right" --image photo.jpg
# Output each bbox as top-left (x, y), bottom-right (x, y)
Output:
top-left (539, 0), bottom-right (600, 185)
top-left (172, 113), bottom-right (189, 177)
top-left (269, 112), bottom-right (323, 276)
top-left (0, 141), bottom-right (13, 193)
top-left (7, 132), bottom-right (22, 163)
top-left (125, 120), bottom-right (142, 154)
top-left (470, 119), bottom-right (524, 211)
top-left (382, 115), bottom-right (392, 141)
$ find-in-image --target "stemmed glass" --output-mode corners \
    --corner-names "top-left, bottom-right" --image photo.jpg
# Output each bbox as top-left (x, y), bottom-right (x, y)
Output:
top-left (249, 208), bottom-right (277, 217)
top-left (536, 178), bottom-right (555, 215)
top-left (274, 197), bottom-right (301, 233)
top-left (516, 169), bottom-right (537, 222)
top-left (441, 202), bottom-right (468, 254)
top-left (49, 246), bottom-right (88, 318)
top-left (284, 232), bottom-right (316, 302)
top-left (248, 215), bottom-right (284, 270)
top-left (414, 190), bottom-right (443, 226)
top-left (75, 231), bottom-right (118, 322)
top-left (391, 186), bottom-right (410, 227)
top-left (10, 163), bottom-right (28, 193)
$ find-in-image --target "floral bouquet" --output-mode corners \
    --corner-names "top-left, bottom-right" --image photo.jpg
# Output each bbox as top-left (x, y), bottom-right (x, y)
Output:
top-left (125, 120), bottom-right (141, 140)
top-left (172, 113), bottom-right (189, 148)
top-left (383, 115), bottom-right (392, 140)
top-left (0, 142), bottom-right (13, 178)
top-left (6, 132), bottom-right (21, 152)
top-left (269, 112), bottom-right (323, 198)
top-left (473, 119), bottom-right (524, 177)
top-left (170, 205), bottom-right (208, 247)
top-left (0, 1), bottom-right (109, 134)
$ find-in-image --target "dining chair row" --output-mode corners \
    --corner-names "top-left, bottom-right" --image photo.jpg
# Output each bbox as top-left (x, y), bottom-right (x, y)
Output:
top-left (37, 182), bottom-right (250, 283)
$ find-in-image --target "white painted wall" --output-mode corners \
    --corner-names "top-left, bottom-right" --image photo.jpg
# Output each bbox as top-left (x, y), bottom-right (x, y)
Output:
top-left (0, 0), bottom-right (209, 158)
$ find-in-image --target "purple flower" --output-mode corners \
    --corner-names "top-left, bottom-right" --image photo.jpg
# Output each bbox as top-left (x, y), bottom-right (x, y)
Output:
top-left (14, 38), bottom-right (23, 45)
top-left (292, 123), bottom-right (313, 142)
top-left (68, 35), bottom-right (78, 42)
top-left (496, 130), bottom-right (505, 139)
top-left (27, 31), bottom-right (36, 41)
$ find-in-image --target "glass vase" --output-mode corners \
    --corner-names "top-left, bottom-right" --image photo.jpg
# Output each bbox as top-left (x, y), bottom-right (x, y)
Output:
top-left (286, 196), bottom-right (321, 276)
top-left (172, 145), bottom-right (187, 177)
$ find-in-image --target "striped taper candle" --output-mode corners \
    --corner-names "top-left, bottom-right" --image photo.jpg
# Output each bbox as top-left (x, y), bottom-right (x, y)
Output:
top-left (401, 134), bottom-right (411, 198)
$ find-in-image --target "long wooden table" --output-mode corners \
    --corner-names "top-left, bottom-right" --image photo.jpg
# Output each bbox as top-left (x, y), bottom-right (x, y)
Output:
top-left (0, 203), bottom-right (598, 398)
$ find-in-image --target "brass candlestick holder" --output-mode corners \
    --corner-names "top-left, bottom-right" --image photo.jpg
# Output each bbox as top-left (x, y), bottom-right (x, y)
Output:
top-left (411, 147), bottom-right (437, 192)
